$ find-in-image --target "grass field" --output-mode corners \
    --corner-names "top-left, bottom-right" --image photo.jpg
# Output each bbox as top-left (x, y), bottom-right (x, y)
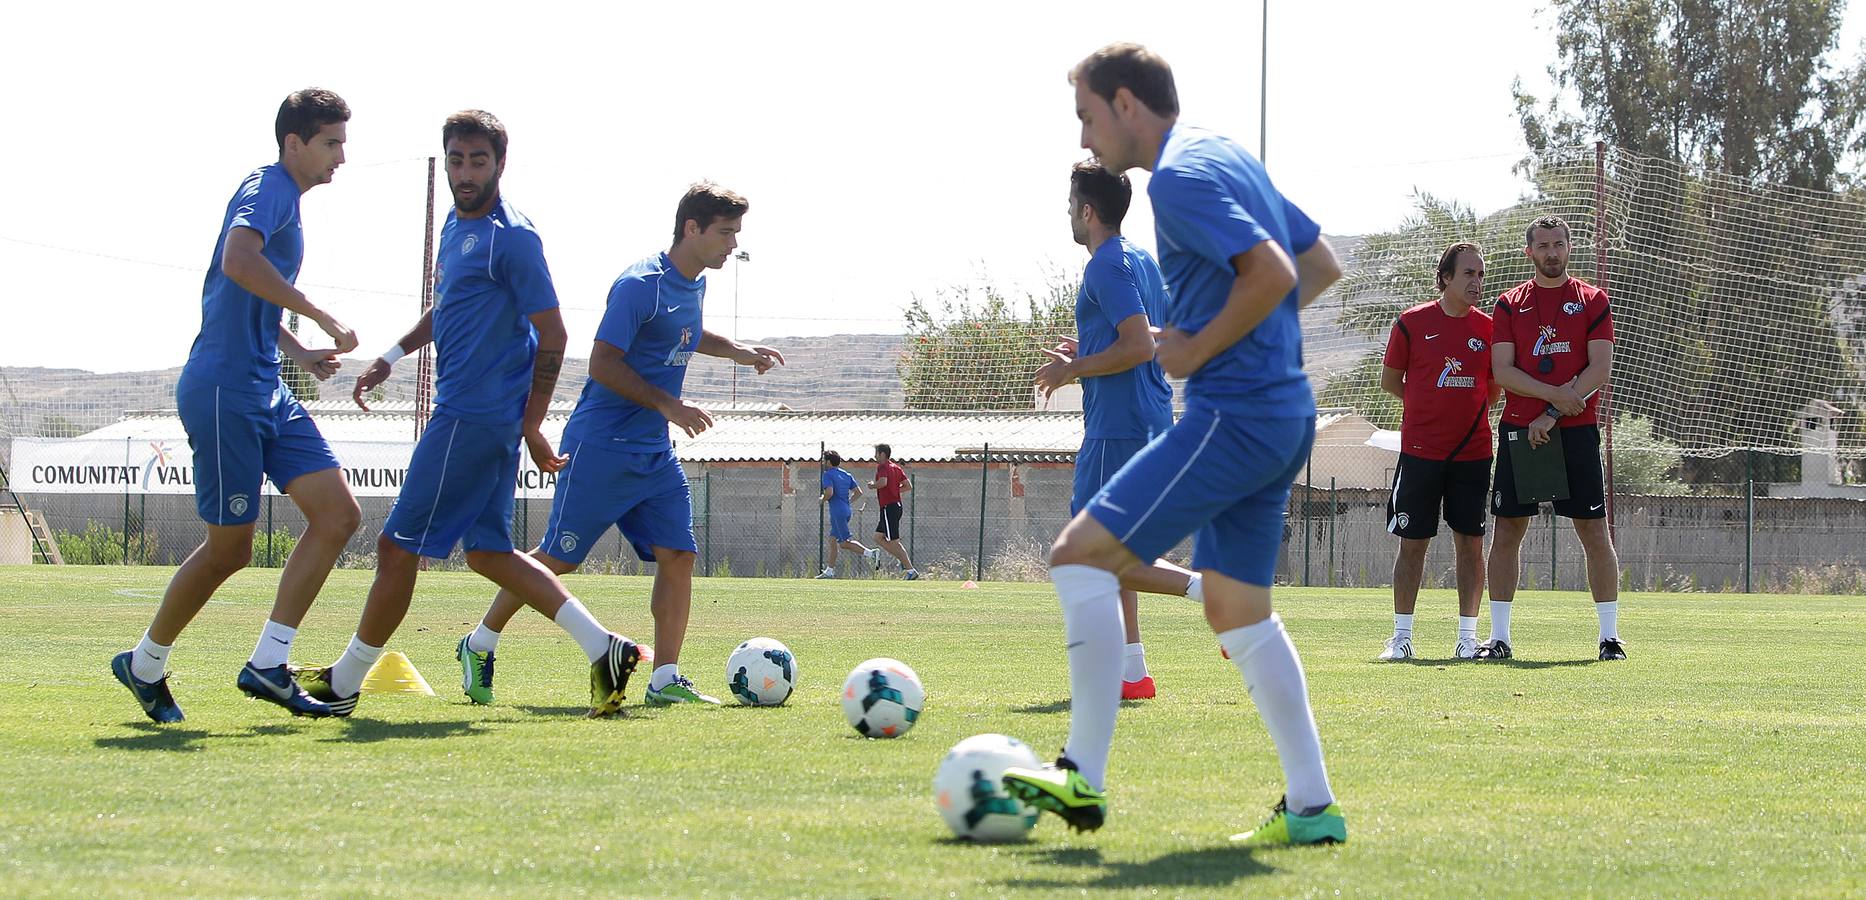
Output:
top-left (3, 565), bottom-right (1864, 897)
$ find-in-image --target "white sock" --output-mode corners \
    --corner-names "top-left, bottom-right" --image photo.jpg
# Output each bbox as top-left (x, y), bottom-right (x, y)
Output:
top-left (130, 631), bottom-right (171, 683)
top-left (1489, 600), bottom-right (1513, 643)
top-left (1218, 614), bottom-right (1335, 813)
top-left (1186, 572), bottom-right (1205, 603)
top-left (1393, 613), bottom-right (1414, 641)
top-left (906, 567), bottom-right (917, 576)
top-left (1458, 615), bottom-right (1478, 641)
top-left (649, 663), bottom-right (679, 691)
top-left (822, 567), bottom-right (835, 576)
top-left (1051, 564), bottom-right (1124, 791)
top-left (467, 623), bottom-right (501, 655)
top-left (1596, 601), bottom-right (1619, 641)
top-left (330, 635), bottom-right (383, 698)
top-left (1123, 642), bottom-right (1148, 682)
top-left (553, 598), bottom-right (615, 664)
top-left (249, 620), bottom-right (297, 670)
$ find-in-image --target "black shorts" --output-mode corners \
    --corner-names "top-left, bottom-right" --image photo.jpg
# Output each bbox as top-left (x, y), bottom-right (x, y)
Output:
top-left (1491, 423), bottom-right (1607, 519)
top-left (875, 503), bottom-right (904, 541)
top-left (1386, 453), bottom-right (1491, 539)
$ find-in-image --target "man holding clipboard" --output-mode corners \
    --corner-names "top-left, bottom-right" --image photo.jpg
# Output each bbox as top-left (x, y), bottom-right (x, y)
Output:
top-left (1482, 216), bottom-right (1626, 662)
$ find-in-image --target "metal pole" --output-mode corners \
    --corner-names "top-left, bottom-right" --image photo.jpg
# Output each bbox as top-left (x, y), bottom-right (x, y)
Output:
top-left (1327, 477), bottom-right (1336, 588)
top-left (818, 442), bottom-right (826, 576)
top-left (1260, 0), bottom-right (1269, 161)
top-left (122, 439), bottom-right (131, 566)
top-left (1595, 141), bottom-right (1616, 542)
top-left (1548, 512), bottom-right (1558, 591)
top-left (977, 444), bottom-right (989, 583)
top-left (909, 474), bottom-right (917, 565)
top-left (415, 156), bottom-right (438, 441)
top-left (1302, 445), bottom-right (1313, 586)
top-left (1745, 450), bottom-right (1754, 593)
top-left (266, 495), bottom-right (274, 566)
top-left (703, 469), bottom-right (713, 576)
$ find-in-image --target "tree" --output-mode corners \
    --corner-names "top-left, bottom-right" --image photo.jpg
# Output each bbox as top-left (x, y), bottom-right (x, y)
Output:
top-left (899, 275), bottom-right (1076, 410)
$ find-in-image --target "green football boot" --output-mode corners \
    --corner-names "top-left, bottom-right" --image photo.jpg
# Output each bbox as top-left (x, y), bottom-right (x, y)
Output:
top-left (1229, 796), bottom-right (1347, 846)
top-left (645, 673), bottom-right (722, 706)
top-left (1000, 757), bottom-right (1107, 832)
top-left (456, 636), bottom-right (495, 705)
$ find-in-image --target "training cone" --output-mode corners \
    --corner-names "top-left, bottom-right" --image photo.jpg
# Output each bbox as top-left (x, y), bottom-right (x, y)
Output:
top-left (360, 650), bottom-right (435, 695)
top-left (639, 644), bottom-right (655, 664)
top-left (961, 580), bottom-right (978, 589)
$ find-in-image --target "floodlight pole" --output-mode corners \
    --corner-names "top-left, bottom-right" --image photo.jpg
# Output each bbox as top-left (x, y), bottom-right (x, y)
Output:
top-left (1260, 0), bottom-right (1269, 162)
top-left (731, 250), bottom-right (750, 406)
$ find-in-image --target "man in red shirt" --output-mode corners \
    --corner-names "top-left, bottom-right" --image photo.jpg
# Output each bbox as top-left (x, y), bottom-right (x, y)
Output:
top-left (1483, 215), bottom-right (1624, 661)
top-left (1378, 242), bottom-right (1501, 661)
top-left (869, 443), bottom-right (920, 580)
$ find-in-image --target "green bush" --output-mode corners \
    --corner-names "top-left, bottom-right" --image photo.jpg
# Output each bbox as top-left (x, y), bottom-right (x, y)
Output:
top-left (55, 522), bottom-right (162, 566)
top-left (251, 528), bottom-right (298, 568)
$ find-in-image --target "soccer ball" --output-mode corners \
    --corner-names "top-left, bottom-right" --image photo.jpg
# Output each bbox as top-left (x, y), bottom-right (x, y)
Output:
top-left (725, 638), bottom-right (796, 706)
top-left (840, 657), bottom-right (924, 738)
top-left (932, 733), bottom-right (1043, 841)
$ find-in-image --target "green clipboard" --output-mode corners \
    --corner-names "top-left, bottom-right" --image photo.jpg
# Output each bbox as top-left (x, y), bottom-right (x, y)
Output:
top-left (1506, 428), bottom-right (1570, 503)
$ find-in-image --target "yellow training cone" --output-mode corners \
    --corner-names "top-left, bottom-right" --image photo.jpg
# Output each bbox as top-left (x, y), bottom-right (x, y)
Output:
top-left (360, 650), bottom-right (435, 695)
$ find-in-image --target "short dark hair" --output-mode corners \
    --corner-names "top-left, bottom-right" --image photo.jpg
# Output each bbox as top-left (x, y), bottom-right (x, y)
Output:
top-left (1435, 242), bottom-right (1484, 291)
top-left (1525, 215), bottom-right (1570, 247)
top-left (824, 450), bottom-right (843, 467)
top-left (1070, 42), bottom-right (1179, 117)
top-left (275, 88), bottom-right (350, 154)
top-left (442, 110), bottom-right (509, 163)
top-left (875, 443), bottom-right (892, 460)
top-left (672, 182), bottom-right (750, 245)
top-left (1070, 160), bottom-right (1132, 229)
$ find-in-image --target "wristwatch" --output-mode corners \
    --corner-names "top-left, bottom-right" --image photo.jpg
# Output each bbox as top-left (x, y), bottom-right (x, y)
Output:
top-left (1543, 403), bottom-right (1562, 421)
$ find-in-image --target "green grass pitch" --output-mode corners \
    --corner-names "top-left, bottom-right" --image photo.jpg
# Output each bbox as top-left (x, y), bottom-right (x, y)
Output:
top-left (3, 565), bottom-right (1863, 896)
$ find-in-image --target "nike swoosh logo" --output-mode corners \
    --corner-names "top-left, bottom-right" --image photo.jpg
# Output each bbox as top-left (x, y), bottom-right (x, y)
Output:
top-left (1424, 333), bottom-right (1440, 340)
top-left (393, 532), bottom-right (416, 541)
top-left (1590, 503), bottom-right (1604, 511)
top-left (1092, 497), bottom-right (1129, 515)
top-left (268, 636), bottom-right (291, 646)
top-left (1066, 640), bottom-right (1085, 650)
top-left (247, 671), bottom-right (293, 699)
top-left (666, 306), bottom-right (682, 312)
top-left (1519, 306), bottom-right (1534, 311)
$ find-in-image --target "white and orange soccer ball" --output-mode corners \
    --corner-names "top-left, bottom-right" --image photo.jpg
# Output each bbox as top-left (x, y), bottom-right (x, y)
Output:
top-left (932, 733), bottom-right (1042, 841)
top-left (840, 657), bottom-right (924, 738)
top-left (725, 637), bottom-right (795, 706)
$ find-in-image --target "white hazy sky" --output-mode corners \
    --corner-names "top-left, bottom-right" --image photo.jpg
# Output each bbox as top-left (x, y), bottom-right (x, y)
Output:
top-left (5, 1), bottom-right (1863, 373)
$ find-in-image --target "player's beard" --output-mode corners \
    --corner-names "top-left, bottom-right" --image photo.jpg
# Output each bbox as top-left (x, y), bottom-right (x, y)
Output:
top-left (452, 173), bottom-right (500, 214)
top-left (1536, 255), bottom-right (1566, 279)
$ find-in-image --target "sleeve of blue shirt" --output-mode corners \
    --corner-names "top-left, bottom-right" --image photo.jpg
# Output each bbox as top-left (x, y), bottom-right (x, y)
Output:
top-left (1152, 167), bottom-right (1273, 269)
top-left (820, 470), bottom-right (832, 491)
top-left (228, 172), bottom-right (294, 243)
top-left (1087, 252), bottom-right (1148, 329)
top-left (495, 229), bottom-right (560, 316)
top-left (1282, 196), bottom-right (1322, 256)
top-left (594, 278), bottom-right (656, 354)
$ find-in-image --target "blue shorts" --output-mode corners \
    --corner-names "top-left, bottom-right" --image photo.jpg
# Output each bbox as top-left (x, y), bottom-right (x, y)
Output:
top-left (538, 439), bottom-right (696, 565)
top-left (1072, 437), bottom-right (1154, 515)
top-left (1085, 405), bottom-right (1313, 587)
top-left (382, 413), bottom-right (520, 559)
top-left (177, 375), bottom-right (340, 526)
top-left (828, 504), bottom-right (854, 541)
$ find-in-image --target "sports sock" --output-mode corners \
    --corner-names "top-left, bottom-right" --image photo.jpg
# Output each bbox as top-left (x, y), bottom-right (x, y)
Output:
top-left (1218, 614), bottom-right (1335, 813)
top-left (330, 635), bottom-right (383, 698)
top-left (1392, 613), bottom-right (1414, 641)
top-left (1595, 601), bottom-right (1619, 641)
top-left (1186, 572), bottom-right (1205, 603)
top-left (1051, 564), bottom-right (1123, 791)
top-left (1458, 615), bottom-right (1478, 642)
top-left (1122, 642), bottom-right (1148, 682)
top-left (1488, 600), bottom-right (1513, 643)
top-left (822, 567), bottom-right (835, 577)
top-left (553, 597), bottom-right (614, 664)
top-left (466, 622), bottom-right (501, 655)
top-left (130, 631), bottom-right (171, 683)
top-left (648, 663), bottom-right (679, 692)
top-left (248, 619), bottom-right (297, 670)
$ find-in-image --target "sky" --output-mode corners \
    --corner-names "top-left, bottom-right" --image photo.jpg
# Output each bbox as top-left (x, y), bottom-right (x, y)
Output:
top-left (5, 0), bottom-right (1863, 373)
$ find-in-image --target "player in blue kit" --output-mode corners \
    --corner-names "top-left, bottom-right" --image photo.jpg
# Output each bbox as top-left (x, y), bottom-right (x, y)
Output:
top-left (1003, 44), bottom-right (1349, 847)
top-left (457, 182), bottom-right (784, 708)
top-left (1033, 159), bottom-right (1203, 701)
top-left (112, 88), bottom-right (363, 722)
top-left (815, 450), bottom-right (874, 579)
top-left (305, 110), bottom-right (641, 718)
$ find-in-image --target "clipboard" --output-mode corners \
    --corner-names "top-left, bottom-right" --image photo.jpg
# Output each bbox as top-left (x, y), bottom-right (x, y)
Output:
top-left (1506, 428), bottom-right (1569, 503)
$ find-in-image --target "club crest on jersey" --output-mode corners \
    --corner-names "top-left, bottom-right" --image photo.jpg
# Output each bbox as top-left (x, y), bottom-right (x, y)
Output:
top-left (1562, 300), bottom-right (1584, 315)
top-left (462, 234), bottom-right (478, 255)
top-left (1532, 324), bottom-right (1572, 357)
top-left (1468, 337), bottom-right (1486, 352)
top-left (1437, 357), bottom-right (1476, 388)
top-left (558, 532), bottom-right (578, 554)
top-left (228, 494), bottom-right (249, 517)
top-left (664, 327), bottom-right (696, 367)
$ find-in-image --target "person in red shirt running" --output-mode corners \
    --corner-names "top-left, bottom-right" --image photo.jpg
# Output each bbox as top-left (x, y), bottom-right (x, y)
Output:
top-left (869, 443), bottom-right (920, 580)
top-left (1378, 242), bottom-right (1501, 661)
top-left (1483, 215), bottom-right (1624, 661)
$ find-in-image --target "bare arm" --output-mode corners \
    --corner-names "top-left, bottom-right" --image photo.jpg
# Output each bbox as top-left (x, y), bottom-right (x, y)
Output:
top-left (1490, 342), bottom-right (1560, 403)
top-left (699, 330), bottom-right (785, 374)
top-left (223, 228), bottom-right (356, 352)
top-left (1380, 365), bottom-right (1405, 400)
top-left (1153, 241), bottom-right (1297, 379)
top-left (1294, 237), bottom-right (1343, 309)
top-left (518, 308), bottom-right (569, 472)
top-left (279, 325), bottom-right (340, 382)
top-left (352, 309), bottom-right (434, 410)
top-left (590, 340), bottom-right (714, 437)
top-left (1034, 314), bottom-right (1154, 397)
top-left (1572, 340), bottom-right (1613, 398)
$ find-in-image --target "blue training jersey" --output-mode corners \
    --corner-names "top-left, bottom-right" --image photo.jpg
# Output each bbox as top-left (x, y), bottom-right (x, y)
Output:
top-left (821, 467), bottom-right (858, 508)
top-left (430, 198), bottom-right (560, 426)
top-left (562, 252), bottom-right (705, 452)
top-left (1078, 236), bottom-right (1175, 439)
top-left (1149, 124), bottom-right (1319, 417)
top-left (183, 164), bottom-right (303, 392)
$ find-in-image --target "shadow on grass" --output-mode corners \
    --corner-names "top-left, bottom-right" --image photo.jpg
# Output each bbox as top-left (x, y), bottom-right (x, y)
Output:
top-left (318, 717), bottom-right (486, 743)
top-left (1496, 658), bottom-right (1601, 669)
top-left (513, 705), bottom-right (603, 718)
top-left (1002, 844), bottom-right (1276, 890)
top-left (93, 723), bottom-right (213, 752)
top-left (1013, 699), bottom-right (1146, 715)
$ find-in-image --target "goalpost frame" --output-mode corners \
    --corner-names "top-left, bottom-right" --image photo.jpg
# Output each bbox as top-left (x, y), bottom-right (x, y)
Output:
top-left (414, 156), bottom-right (438, 440)
top-left (1594, 141), bottom-right (1616, 543)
